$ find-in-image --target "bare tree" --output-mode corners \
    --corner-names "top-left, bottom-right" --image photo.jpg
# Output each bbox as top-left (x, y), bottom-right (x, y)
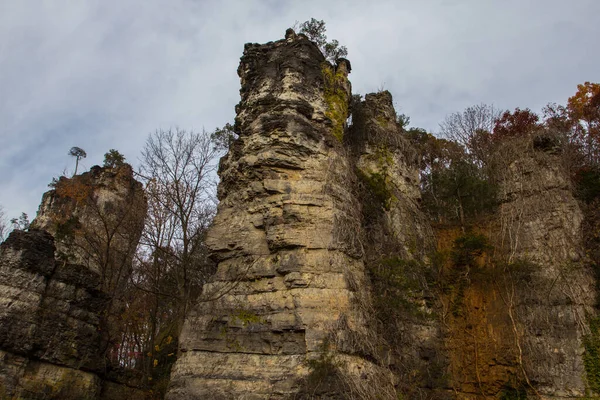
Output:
top-left (440, 104), bottom-right (503, 166)
top-left (110, 128), bottom-right (220, 390)
top-left (138, 127), bottom-right (219, 325)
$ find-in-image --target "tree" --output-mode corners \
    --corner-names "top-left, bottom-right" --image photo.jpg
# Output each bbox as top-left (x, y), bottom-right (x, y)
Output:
top-left (104, 149), bottom-right (126, 168)
top-left (114, 128), bottom-right (220, 391)
top-left (492, 108), bottom-right (541, 141)
top-left (439, 104), bottom-right (502, 166)
top-left (567, 82), bottom-right (600, 164)
top-left (69, 146), bottom-right (87, 176)
top-left (298, 18), bottom-right (348, 62)
top-left (0, 205), bottom-right (8, 241)
top-left (408, 129), bottom-right (496, 226)
top-left (211, 123), bottom-right (237, 152)
top-left (10, 212), bottom-right (30, 231)
top-left (138, 127), bottom-right (219, 328)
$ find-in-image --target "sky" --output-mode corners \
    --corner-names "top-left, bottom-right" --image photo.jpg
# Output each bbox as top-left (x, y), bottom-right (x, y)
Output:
top-left (1, 0), bottom-right (599, 222)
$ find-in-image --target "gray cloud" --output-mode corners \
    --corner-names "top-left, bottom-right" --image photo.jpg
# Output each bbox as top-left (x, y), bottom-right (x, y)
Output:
top-left (1, 0), bottom-right (598, 220)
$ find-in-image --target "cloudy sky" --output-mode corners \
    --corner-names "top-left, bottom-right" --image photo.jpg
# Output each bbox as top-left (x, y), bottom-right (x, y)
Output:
top-left (1, 0), bottom-right (598, 222)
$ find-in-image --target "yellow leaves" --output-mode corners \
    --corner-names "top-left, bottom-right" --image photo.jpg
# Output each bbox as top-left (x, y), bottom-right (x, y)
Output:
top-left (154, 344), bottom-right (160, 352)
top-left (166, 335), bottom-right (173, 345)
top-left (153, 359), bottom-right (158, 367)
top-left (568, 81), bottom-right (600, 123)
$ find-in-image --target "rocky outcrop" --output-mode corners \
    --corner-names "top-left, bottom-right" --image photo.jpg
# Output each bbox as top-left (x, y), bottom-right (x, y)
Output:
top-left (348, 91), bottom-right (446, 397)
top-left (167, 31), bottom-right (405, 399)
top-left (494, 139), bottom-right (596, 398)
top-left (440, 138), bottom-right (598, 399)
top-left (0, 230), bottom-right (147, 399)
top-left (31, 164), bottom-right (145, 295)
top-left (0, 165), bottom-right (148, 399)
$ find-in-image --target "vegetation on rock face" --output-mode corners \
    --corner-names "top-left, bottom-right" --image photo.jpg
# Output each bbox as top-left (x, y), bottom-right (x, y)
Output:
top-left (322, 62), bottom-right (349, 142)
top-left (103, 149), bottom-right (126, 168)
top-left (298, 18), bottom-right (348, 62)
top-left (583, 316), bottom-right (600, 395)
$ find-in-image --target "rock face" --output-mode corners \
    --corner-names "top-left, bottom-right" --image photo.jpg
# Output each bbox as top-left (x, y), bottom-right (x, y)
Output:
top-left (349, 91), bottom-right (445, 397)
top-left (167, 31), bottom-right (406, 399)
top-left (0, 230), bottom-right (145, 399)
top-left (0, 230), bottom-right (107, 399)
top-left (494, 140), bottom-right (596, 398)
top-left (32, 164), bottom-right (145, 295)
top-left (0, 165), bottom-right (148, 399)
top-left (441, 139), bottom-right (598, 399)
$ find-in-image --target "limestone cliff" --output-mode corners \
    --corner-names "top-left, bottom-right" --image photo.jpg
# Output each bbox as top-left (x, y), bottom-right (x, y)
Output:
top-left (31, 164), bottom-right (145, 295)
top-left (440, 137), bottom-right (598, 399)
top-left (494, 138), bottom-right (595, 398)
top-left (0, 165), bottom-right (148, 400)
top-left (167, 30), bottom-right (400, 399)
top-left (2, 29), bottom-right (597, 400)
top-left (168, 31), bottom-right (599, 400)
top-left (349, 91), bottom-right (446, 398)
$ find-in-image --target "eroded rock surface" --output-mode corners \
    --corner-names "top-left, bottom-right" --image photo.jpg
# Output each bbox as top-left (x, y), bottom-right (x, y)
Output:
top-left (167, 31), bottom-right (398, 400)
top-left (495, 140), bottom-right (596, 398)
top-left (0, 165), bottom-right (148, 399)
top-left (32, 164), bottom-right (145, 295)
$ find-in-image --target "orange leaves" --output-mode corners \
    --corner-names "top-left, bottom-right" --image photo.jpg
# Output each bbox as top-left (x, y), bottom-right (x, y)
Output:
top-left (567, 82), bottom-right (600, 126)
top-left (55, 178), bottom-right (92, 205)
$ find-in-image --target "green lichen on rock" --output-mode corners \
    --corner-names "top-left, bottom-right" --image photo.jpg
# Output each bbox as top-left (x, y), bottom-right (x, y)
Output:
top-left (321, 63), bottom-right (348, 142)
top-left (584, 316), bottom-right (600, 395)
top-left (357, 169), bottom-right (393, 211)
top-left (231, 308), bottom-right (265, 326)
top-left (358, 145), bottom-right (396, 212)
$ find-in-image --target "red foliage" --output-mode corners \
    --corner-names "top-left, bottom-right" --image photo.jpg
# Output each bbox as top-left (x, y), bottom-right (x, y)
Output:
top-left (492, 108), bottom-right (540, 141)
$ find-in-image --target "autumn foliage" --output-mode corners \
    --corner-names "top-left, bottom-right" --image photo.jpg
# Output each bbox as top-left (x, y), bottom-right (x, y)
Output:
top-left (492, 108), bottom-right (540, 140)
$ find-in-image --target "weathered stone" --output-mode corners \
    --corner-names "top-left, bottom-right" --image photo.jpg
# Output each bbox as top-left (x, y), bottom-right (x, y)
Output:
top-left (0, 166), bottom-right (149, 399)
top-left (494, 141), bottom-right (596, 398)
top-left (167, 31), bottom-right (396, 399)
top-left (31, 164), bottom-right (146, 295)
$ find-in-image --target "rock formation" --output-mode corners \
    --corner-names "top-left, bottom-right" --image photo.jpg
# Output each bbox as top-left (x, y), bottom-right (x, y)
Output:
top-left (32, 164), bottom-right (145, 295)
top-left (494, 139), bottom-right (596, 398)
top-left (167, 30), bottom-right (404, 399)
top-left (440, 137), bottom-right (598, 399)
top-left (168, 31), bottom-right (599, 399)
top-left (1, 29), bottom-right (597, 400)
top-left (0, 165), bottom-right (148, 399)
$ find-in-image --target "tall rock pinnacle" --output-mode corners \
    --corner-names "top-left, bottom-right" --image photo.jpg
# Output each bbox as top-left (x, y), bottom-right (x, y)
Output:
top-left (167, 31), bottom-right (396, 399)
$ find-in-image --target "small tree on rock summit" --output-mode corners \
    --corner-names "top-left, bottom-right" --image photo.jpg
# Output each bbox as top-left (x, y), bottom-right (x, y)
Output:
top-left (104, 149), bottom-right (126, 168)
top-left (298, 18), bottom-right (348, 62)
top-left (69, 146), bottom-right (87, 176)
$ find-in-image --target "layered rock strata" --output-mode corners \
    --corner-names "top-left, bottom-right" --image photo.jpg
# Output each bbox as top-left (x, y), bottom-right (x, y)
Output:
top-left (167, 31), bottom-right (400, 399)
top-left (349, 91), bottom-right (445, 397)
top-left (31, 164), bottom-right (145, 295)
top-left (495, 140), bottom-right (596, 398)
top-left (0, 230), bottom-right (146, 399)
top-left (0, 164), bottom-right (148, 399)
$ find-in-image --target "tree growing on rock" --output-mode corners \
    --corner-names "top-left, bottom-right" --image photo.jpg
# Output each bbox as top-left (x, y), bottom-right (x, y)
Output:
top-left (103, 149), bottom-right (126, 168)
top-left (68, 146), bottom-right (87, 175)
top-left (492, 108), bottom-right (541, 141)
top-left (10, 212), bottom-right (29, 231)
top-left (298, 18), bottom-right (348, 62)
